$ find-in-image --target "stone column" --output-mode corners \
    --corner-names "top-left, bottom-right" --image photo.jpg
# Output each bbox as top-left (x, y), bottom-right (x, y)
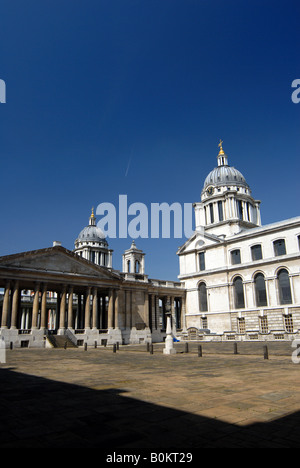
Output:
top-left (114, 290), bottom-right (119, 328)
top-left (1, 281), bottom-right (11, 328)
top-left (151, 294), bottom-right (157, 330)
top-left (67, 286), bottom-right (74, 328)
top-left (144, 292), bottom-right (149, 327)
top-left (92, 287), bottom-right (98, 329)
top-left (181, 296), bottom-right (187, 332)
top-left (155, 296), bottom-right (160, 330)
top-left (59, 285), bottom-right (67, 332)
top-left (32, 283), bottom-right (40, 329)
top-left (85, 287), bottom-right (91, 329)
top-left (40, 283), bottom-right (48, 330)
top-left (10, 280), bottom-right (20, 329)
top-left (108, 289), bottom-right (114, 328)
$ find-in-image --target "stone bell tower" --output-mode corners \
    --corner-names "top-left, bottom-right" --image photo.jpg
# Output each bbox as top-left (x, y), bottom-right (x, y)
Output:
top-left (122, 240), bottom-right (146, 279)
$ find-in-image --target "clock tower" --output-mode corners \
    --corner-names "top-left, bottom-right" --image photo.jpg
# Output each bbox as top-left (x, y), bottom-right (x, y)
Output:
top-left (193, 141), bottom-right (261, 237)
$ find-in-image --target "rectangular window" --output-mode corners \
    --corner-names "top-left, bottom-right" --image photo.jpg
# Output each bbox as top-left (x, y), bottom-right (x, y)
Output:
top-left (201, 316), bottom-right (208, 329)
top-left (199, 252), bottom-right (205, 271)
top-left (209, 203), bottom-right (214, 223)
top-left (259, 316), bottom-right (268, 334)
top-left (251, 244), bottom-right (262, 261)
top-left (273, 239), bottom-right (286, 256)
top-left (231, 249), bottom-right (241, 265)
top-left (284, 314), bottom-right (293, 333)
top-left (237, 200), bottom-right (243, 220)
top-left (218, 201), bottom-right (224, 222)
top-left (237, 317), bottom-right (245, 333)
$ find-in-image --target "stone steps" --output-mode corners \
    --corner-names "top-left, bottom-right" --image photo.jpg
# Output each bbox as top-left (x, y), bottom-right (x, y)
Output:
top-left (47, 334), bottom-right (77, 348)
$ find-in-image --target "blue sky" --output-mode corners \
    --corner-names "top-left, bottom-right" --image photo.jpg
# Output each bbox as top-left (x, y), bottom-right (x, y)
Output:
top-left (0, 0), bottom-right (299, 280)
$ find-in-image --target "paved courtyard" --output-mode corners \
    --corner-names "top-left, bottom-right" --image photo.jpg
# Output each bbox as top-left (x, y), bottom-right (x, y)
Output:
top-left (0, 341), bottom-right (300, 449)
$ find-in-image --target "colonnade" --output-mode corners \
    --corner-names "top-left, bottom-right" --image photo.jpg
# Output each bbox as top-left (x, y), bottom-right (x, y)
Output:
top-left (0, 280), bottom-right (120, 332)
top-left (148, 294), bottom-right (185, 332)
top-left (204, 196), bottom-right (261, 226)
top-left (0, 279), bottom-right (186, 341)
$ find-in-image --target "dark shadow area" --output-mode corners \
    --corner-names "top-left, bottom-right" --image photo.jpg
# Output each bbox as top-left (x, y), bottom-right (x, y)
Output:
top-left (0, 367), bottom-right (300, 448)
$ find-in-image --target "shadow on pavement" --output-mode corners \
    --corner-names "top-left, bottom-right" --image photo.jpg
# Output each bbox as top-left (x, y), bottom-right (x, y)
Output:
top-left (0, 367), bottom-right (299, 448)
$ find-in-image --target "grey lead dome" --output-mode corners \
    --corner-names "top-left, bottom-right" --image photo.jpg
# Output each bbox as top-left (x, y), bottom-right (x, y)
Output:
top-left (203, 165), bottom-right (249, 190)
top-left (202, 141), bottom-right (249, 193)
top-left (76, 225), bottom-right (107, 244)
top-left (75, 208), bottom-right (108, 247)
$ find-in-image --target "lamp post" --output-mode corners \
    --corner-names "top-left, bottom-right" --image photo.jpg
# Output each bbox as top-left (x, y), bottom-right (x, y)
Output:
top-left (163, 300), bottom-right (176, 355)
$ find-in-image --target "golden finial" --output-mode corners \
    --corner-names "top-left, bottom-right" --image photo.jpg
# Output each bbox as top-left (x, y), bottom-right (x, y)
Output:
top-left (218, 138), bottom-right (224, 155)
top-left (90, 207), bottom-right (95, 219)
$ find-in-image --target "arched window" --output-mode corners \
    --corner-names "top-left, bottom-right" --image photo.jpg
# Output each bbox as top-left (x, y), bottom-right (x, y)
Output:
top-left (277, 269), bottom-right (292, 304)
top-left (127, 260), bottom-right (131, 273)
top-left (135, 260), bottom-right (140, 273)
top-left (254, 273), bottom-right (267, 307)
top-left (233, 276), bottom-right (245, 309)
top-left (199, 282), bottom-right (208, 312)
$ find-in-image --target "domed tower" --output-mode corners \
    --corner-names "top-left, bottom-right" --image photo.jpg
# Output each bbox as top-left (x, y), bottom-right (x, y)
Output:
top-left (74, 209), bottom-right (113, 268)
top-left (194, 140), bottom-right (261, 237)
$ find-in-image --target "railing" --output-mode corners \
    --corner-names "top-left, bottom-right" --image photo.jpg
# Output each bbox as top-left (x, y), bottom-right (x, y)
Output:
top-left (18, 329), bottom-right (32, 335)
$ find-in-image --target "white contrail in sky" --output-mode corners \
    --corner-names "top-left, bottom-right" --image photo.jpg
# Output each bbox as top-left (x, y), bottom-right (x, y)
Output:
top-left (125, 145), bottom-right (135, 177)
top-left (125, 156), bottom-right (132, 177)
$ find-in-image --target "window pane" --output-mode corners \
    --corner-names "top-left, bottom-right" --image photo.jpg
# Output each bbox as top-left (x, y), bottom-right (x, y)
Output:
top-left (237, 317), bottom-right (245, 333)
top-left (254, 273), bottom-right (267, 307)
top-left (218, 201), bottom-right (224, 222)
top-left (201, 316), bottom-right (208, 329)
top-left (260, 316), bottom-right (268, 333)
top-left (251, 244), bottom-right (262, 261)
top-left (199, 252), bottom-right (205, 271)
top-left (284, 314), bottom-right (293, 332)
top-left (274, 239), bottom-right (286, 256)
top-left (209, 203), bottom-right (214, 223)
top-left (278, 269), bottom-right (292, 304)
top-left (231, 249), bottom-right (241, 264)
top-left (237, 200), bottom-right (243, 220)
top-left (199, 283), bottom-right (208, 312)
top-left (233, 277), bottom-right (245, 308)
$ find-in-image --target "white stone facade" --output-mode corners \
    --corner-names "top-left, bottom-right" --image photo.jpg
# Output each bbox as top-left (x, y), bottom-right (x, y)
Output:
top-left (178, 142), bottom-right (300, 341)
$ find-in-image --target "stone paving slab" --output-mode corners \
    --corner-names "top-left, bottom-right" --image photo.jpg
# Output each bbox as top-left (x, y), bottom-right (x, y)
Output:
top-left (0, 342), bottom-right (300, 449)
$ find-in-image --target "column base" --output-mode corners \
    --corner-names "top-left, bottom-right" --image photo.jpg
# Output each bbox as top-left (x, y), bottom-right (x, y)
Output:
top-left (107, 327), bottom-right (123, 345)
top-left (163, 348), bottom-right (177, 355)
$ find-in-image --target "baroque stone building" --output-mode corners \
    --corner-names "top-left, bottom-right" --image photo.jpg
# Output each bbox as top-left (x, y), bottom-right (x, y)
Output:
top-left (177, 141), bottom-right (300, 341)
top-left (0, 210), bottom-right (185, 348)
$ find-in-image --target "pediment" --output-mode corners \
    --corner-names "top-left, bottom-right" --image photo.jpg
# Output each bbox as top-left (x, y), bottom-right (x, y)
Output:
top-left (177, 229), bottom-right (223, 255)
top-left (0, 246), bottom-right (121, 280)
